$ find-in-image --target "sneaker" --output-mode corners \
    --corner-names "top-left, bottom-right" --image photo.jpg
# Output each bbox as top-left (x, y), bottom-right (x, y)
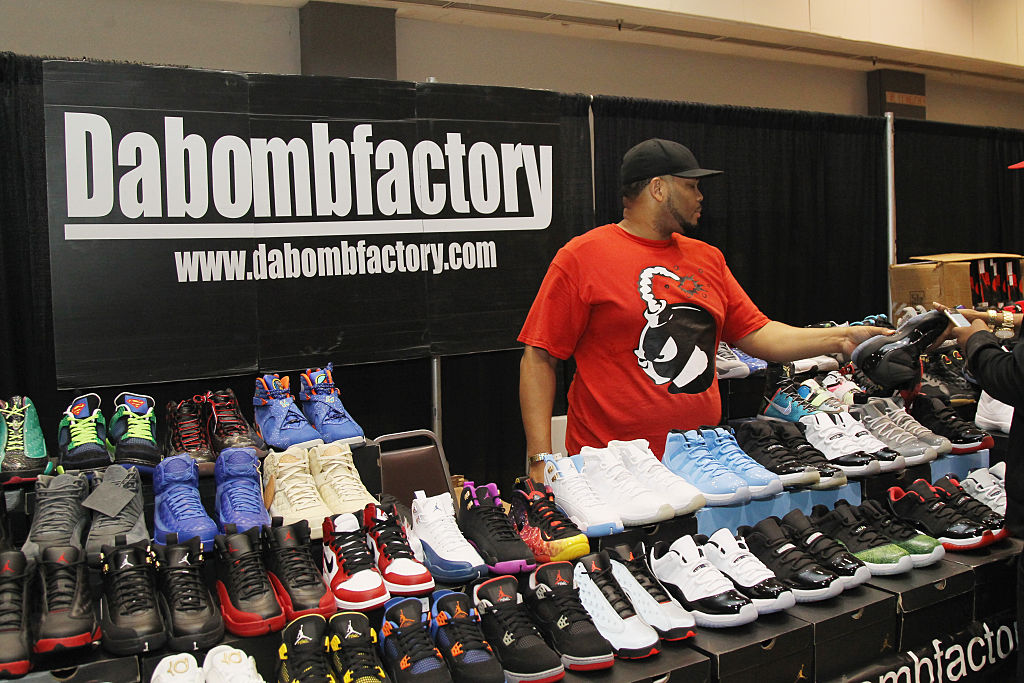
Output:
top-left (410, 490), bottom-right (486, 582)
top-left (887, 480), bottom-right (994, 550)
top-left (960, 467), bottom-right (1007, 515)
top-left (264, 519), bottom-right (335, 622)
top-left (795, 379), bottom-right (846, 413)
top-left (430, 590), bottom-right (504, 682)
top-left (791, 355), bottom-right (840, 374)
top-left (326, 612), bottom-right (389, 683)
top-left (737, 518), bottom-right (843, 603)
top-left (810, 501), bottom-right (913, 575)
top-left (214, 526), bottom-right (286, 636)
top-left (648, 537), bottom-right (758, 627)
top-left (298, 364), bottom-right (365, 446)
top-left (508, 479), bottom-right (589, 564)
top-left (525, 562), bottom-right (614, 671)
top-left (153, 535), bottom-right (225, 651)
top-left (607, 438), bottom-right (706, 514)
top-left (910, 396), bottom-right (994, 454)
top-left (84, 464), bottom-right (149, 566)
top-left (98, 542), bottom-right (167, 654)
top-left (308, 441), bottom-right (378, 515)
top-left (852, 309), bottom-right (948, 390)
top-left (767, 420), bottom-right (848, 489)
top-left (322, 513), bottom-right (389, 611)
top-left (716, 342), bottom-right (750, 379)
top-left (820, 371), bottom-right (865, 405)
top-left (798, 413), bottom-right (880, 477)
top-left (931, 476), bottom-right (1008, 539)
top-left (379, 597), bottom-right (451, 683)
top-left (700, 529), bottom-right (795, 614)
top-left (732, 347), bottom-right (768, 374)
top-left (21, 472), bottom-right (89, 564)
top-left (856, 499), bottom-right (945, 568)
top-left (35, 546), bottom-right (99, 652)
top-left (922, 353), bottom-right (979, 405)
top-left (851, 403), bottom-right (937, 466)
top-left (278, 614), bottom-right (334, 683)
top-left (473, 575), bottom-right (567, 678)
top-left (165, 397), bottom-right (217, 470)
top-left (605, 542), bottom-right (697, 639)
top-left (58, 393), bottom-right (111, 470)
top-left (541, 455), bottom-right (623, 537)
top-left (263, 446), bottom-right (334, 541)
top-left (577, 448), bottom-right (675, 525)
top-left (205, 389), bottom-right (268, 457)
top-left (573, 552), bottom-right (660, 657)
top-left (0, 550), bottom-right (30, 676)
top-left (215, 448), bottom-right (272, 533)
top-left (699, 426), bottom-right (784, 498)
top-left (152, 652), bottom-right (205, 683)
top-left (662, 430), bottom-right (750, 505)
top-left (777, 509), bottom-right (871, 589)
top-left (0, 397), bottom-right (47, 482)
top-left (254, 375), bottom-right (323, 450)
top-left (153, 454), bottom-right (219, 550)
top-left (762, 383), bottom-right (819, 422)
top-left (106, 392), bottom-right (161, 470)
top-left (204, 644), bottom-right (267, 683)
top-left (365, 503), bottom-right (434, 596)
top-left (871, 397), bottom-right (953, 455)
top-left (831, 411), bottom-right (906, 473)
top-left (975, 391), bottom-right (1013, 433)
top-left (457, 482), bottom-right (536, 574)
top-left (732, 420), bottom-right (820, 487)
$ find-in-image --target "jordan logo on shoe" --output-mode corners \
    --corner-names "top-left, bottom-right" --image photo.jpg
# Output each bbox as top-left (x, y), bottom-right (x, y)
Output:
top-left (398, 613), bottom-right (416, 628)
top-left (553, 571), bottom-right (568, 586)
top-left (453, 603), bottom-right (468, 618)
top-left (1, 561), bottom-right (11, 573)
top-left (178, 553), bottom-right (190, 566)
top-left (590, 560), bottom-right (600, 572)
top-left (344, 622), bottom-right (363, 639)
top-left (119, 556), bottom-right (133, 569)
top-left (496, 586), bottom-right (513, 602)
top-left (294, 625), bottom-right (313, 645)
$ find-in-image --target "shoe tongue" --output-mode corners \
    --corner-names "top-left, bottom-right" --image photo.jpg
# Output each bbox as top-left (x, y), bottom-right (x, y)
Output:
top-left (119, 393), bottom-right (153, 415)
top-left (0, 551), bottom-right (25, 575)
top-left (67, 394), bottom-right (99, 419)
top-left (932, 476), bottom-right (959, 495)
top-left (42, 545), bottom-right (79, 565)
top-left (162, 538), bottom-right (200, 567)
top-left (476, 576), bottom-right (520, 606)
top-left (473, 483), bottom-right (502, 507)
top-left (224, 528), bottom-right (259, 555)
top-left (106, 544), bottom-right (148, 569)
top-left (707, 527), bottom-right (740, 551)
top-left (222, 448), bottom-right (258, 473)
top-left (751, 517), bottom-right (788, 543)
top-left (385, 598), bottom-right (424, 628)
top-left (363, 503), bottom-right (393, 527)
top-left (331, 513), bottom-right (361, 533)
top-left (907, 479), bottom-right (938, 500)
top-left (436, 591), bottom-right (475, 620)
top-left (780, 508), bottom-right (813, 533)
top-left (534, 561), bottom-right (574, 589)
top-left (332, 612), bottom-right (372, 643)
top-left (261, 374), bottom-right (291, 398)
top-left (669, 535), bottom-right (703, 562)
top-left (832, 504), bottom-right (860, 525)
top-left (161, 455), bottom-right (197, 483)
top-left (271, 521), bottom-right (307, 548)
top-left (287, 617), bottom-right (323, 650)
top-left (604, 543), bottom-right (641, 563)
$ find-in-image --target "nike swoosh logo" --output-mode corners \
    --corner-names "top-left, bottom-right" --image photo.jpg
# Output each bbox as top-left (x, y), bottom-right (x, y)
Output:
top-left (771, 400), bottom-right (793, 415)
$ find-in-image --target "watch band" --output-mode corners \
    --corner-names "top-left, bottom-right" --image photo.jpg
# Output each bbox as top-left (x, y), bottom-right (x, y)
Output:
top-left (528, 452), bottom-right (556, 465)
top-left (988, 309), bottom-right (999, 329)
top-left (1003, 310), bottom-right (1014, 328)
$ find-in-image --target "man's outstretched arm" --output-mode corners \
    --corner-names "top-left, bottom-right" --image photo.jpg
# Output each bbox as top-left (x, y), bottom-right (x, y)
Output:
top-left (520, 345), bottom-right (559, 482)
top-left (734, 320), bottom-right (892, 363)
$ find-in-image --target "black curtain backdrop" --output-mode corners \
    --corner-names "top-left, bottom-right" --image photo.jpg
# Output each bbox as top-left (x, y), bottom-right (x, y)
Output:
top-left (592, 96), bottom-right (890, 326)
top-left (894, 118), bottom-right (1024, 262)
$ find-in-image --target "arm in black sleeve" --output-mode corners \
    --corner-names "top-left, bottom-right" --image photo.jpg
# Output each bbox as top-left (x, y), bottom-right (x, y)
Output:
top-left (964, 330), bottom-right (1024, 408)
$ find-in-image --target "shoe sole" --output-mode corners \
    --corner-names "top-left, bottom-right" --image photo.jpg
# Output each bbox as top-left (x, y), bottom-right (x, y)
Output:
top-left (948, 434), bottom-right (995, 454)
top-left (560, 652), bottom-right (615, 671)
top-left (503, 665), bottom-right (567, 682)
top-left (0, 660), bottom-right (29, 676)
top-left (902, 451), bottom-right (938, 466)
top-left (837, 565), bottom-right (873, 590)
top-left (777, 470), bottom-right (821, 487)
top-left (619, 503), bottom-right (677, 526)
top-left (268, 571), bottom-right (337, 621)
top-left (384, 576), bottom-right (435, 596)
top-left (792, 580), bottom-right (844, 603)
top-left (614, 644), bottom-right (660, 660)
top-left (860, 555), bottom-right (914, 575)
top-left (875, 456), bottom-right (907, 473)
top-left (215, 582), bottom-right (286, 636)
top-left (540, 537), bottom-right (591, 564)
top-left (166, 622), bottom-right (225, 652)
top-left (907, 545), bottom-right (946, 567)
top-left (752, 592), bottom-right (796, 614)
top-left (691, 603), bottom-right (759, 628)
top-left (747, 480), bottom-right (784, 499)
top-left (699, 486), bottom-right (751, 506)
top-left (332, 590), bottom-right (390, 612)
top-left (101, 628), bottom-right (168, 655)
top-left (422, 561), bottom-right (486, 583)
top-left (34, 627), bottom-right (100, 653)
top-left (808, 472), bottom-right (848, 490)
top-left (938, 532), bottom-right (994, 550)
top-left (485, 559), bottom-right (536, 575)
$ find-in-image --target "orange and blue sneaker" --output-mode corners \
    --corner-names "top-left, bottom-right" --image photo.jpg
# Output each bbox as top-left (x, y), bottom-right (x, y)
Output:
top-left (297, 363), bottom-right (365, 446)
top-left (508, 479), bottom-right (589, 564)
top-left (253, 374), bottom-right (321, 451)
top-left (430, 590), bottom-right (503, 682)
top-left (379, 597), bottom-right (451, 683)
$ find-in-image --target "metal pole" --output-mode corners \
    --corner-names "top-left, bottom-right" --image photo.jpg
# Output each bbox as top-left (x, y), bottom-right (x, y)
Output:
top-left (885, 111), bottom-right (897, 317)
top-left (430, 355), bottom-right (442, 438)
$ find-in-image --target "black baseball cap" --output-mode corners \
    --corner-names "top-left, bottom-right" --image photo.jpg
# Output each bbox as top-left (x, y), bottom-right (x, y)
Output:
top-left (620, 139), bottom-right (723, 184)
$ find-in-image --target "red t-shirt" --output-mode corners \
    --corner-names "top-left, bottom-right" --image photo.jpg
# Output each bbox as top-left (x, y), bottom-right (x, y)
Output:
top-left (519, 224), bottom-right (769, 457)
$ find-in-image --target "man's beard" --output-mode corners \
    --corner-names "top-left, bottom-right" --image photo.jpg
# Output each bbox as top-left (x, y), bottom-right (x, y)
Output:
top-left (668, 204), bottom-right (698, 235)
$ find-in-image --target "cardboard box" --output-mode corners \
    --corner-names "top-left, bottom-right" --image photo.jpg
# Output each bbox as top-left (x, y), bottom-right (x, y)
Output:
top-left (943, 538), bottom-right (1022, 621)
top-left (25, 649), bottom-right (140, 682)
top-left (686, 611), bottom-right (813, 683)
top-left (563, 642), bottom-right (710, 682)
top-left (890, 253), bottom-right (1024, 315)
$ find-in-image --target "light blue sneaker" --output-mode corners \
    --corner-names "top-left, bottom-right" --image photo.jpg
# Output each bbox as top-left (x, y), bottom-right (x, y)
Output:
top-left (762, 385), bottom-right (819, 422)
top-left (253, 374), bottom-right (322, 450)
top-left (699, 427), bottom-right (783, 499)
top-left (153, 454), bottom-right (218, 550)
top-left (662, 430), bottom-right (750, 506)
top-left (297, 363), bottom-right (365, 446)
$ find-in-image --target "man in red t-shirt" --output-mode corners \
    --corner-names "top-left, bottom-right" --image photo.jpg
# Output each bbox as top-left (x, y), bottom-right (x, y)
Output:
top-left (519, 139), bottom-right (889, 481)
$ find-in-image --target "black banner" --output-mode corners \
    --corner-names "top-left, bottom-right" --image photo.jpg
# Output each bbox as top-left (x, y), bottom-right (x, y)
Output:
top-left (43, 61), bottom-right (578, 388)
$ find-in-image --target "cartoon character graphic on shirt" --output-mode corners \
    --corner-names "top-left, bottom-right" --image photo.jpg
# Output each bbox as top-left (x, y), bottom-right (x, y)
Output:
top-left (633, 265), bottom-right (717, 394)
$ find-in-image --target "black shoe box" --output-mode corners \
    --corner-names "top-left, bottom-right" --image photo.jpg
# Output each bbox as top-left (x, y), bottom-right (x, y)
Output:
top-left (685, 611), bottom-right (813, 683)
top-left (591, 514), bottom-right (698, 554)
top-left (857, 462), bottom-right (933, 503)
top-left (563, 642), bottom-right (710, 682)
top-left (943, 537), bottom-right (1023, 621)
top-left (21, 646), bottom-right (140, 682)
top-left (786, 585), bottom-right (898, 680)
top-left (866, 559), bottom-right (975, 651)
top-left (140, 630), bottom-right (281, 682)
top-left (720, 375), bottom-right (768, 423)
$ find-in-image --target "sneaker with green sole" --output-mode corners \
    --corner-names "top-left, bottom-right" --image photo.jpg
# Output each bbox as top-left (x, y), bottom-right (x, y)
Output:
top-left (810, 500), bottom-right (913, 576)
top-left (58, 394), bottom-right (111, 471)
top-left (0, 397), bottom-right (48, 482)
top-left (856, 499), bottom-right (945, 567)
top-left (107, 393), bottom-right (162, 472)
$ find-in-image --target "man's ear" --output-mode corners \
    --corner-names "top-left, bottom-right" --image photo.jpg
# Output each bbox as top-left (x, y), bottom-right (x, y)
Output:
top-left (648, 176), bottom-right (667, 202)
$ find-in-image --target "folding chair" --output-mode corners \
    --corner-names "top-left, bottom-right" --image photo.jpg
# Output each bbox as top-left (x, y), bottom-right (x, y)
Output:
top-left (374, 429), bottom-right (455, 509)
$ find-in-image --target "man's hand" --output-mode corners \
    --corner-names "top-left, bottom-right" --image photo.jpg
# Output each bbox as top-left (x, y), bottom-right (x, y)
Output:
top-left (838, 325), bottom-right (894, 358)
top-left (931, 302), bottom-right (990, 347)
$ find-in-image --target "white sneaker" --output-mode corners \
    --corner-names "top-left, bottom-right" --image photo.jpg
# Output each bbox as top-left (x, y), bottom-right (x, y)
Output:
top-left (796, 379), bottom-right (846, 413)
top-left (792, 355), bottom-right (840, 373)
top-left (152, 652), bottom-right (204, 683)
top-left (608, 439), bottom-right (705, 515)
top-left (716, 342), bottom-right (750, 379)
top-left (577, 448), bottom-right (674, 526)
top-left (203, 645), bottom-right (266, 683)
top-left (262, 446), bottom-right (333, 540)
top-left (976, 390), bottom-right (1014, 433)
top-left (307, 442), bottom-right (378, 515)
top-left (649, 536), bottom-right (758, 628)
top-left (832, 411), bottom-right (906, 473)
top-left (322, 513), bottom-right (390, 611)
top-left (701, 529), bottom-right (795, 614)
top-left (852, 403), bottom-right (937, 466)
top-left (960, 467), bottom-right (1007, 515)
top-left (410, 490), bottom-right (486, 583)
top-left (574, 552), bottom-right (660, 658)
top-left (542, 455), bottom-right (623, 537)
top-left (871, 397), bottom-right (953, 455)
top-left (605, 542), bottom-right (695, 641)
top-left (798, 413), bottom-right (880, 477)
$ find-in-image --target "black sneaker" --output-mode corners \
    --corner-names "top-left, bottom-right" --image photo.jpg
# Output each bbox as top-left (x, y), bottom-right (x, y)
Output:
top-left (264, 518), bottom-right (333, 621)
top-left (21, 472), bottom-right (90, 564)
top-left (810, 501), bottom-right (913, 576)
top-left (153, 534), bottom-right (224, 651)
top-left (326, 611), bottom-right (390, 683)
top-left (508, 478), bottom-right (589, 564)
top-left (525, 562), bottom-right (614, 671)
top-left (379, 596), bottom-right (451, 683)
top-left (856, 499), bottom-right (946, 567)
top-left (888, 480), bottom-right (994, 550)
top-left (164, 397), bottom-right (217, 469)
top-left (920, 353), bottom-right (978, 405)
top-left (214, 525), bottom-right (285, 636)
top-left (909, 396), bottom-right (993, 454)
top-left (429, 590), bottom-right (504, 682)
top-left (204, 389), bottom-right (268, 458)
top-left (737, 518), bottom-right (842, 603)
top-left (98, 541), bottom-right (167, 655)
top-left (106, 392), bottom-right (162, 470)
top-left (733, 420), bottom-right (820, 487)
top-left (769, 420), bottom-right (849, 489)
top-left (473, 575), bottom-right (565, 681)
top-left (778, 509), bottom-right (871, 589)
top-left (84, 465), bottom-right (149, 566)
top-left (931, 476), bottom-right (1008, 539)
top-left (0, 550), bottom-right (30, 677)
top-left (851, 309), bottom-right (948, 391)
top-left (35, 546), bottom-right (98, 653)
top-left (457, 481), bottom-right (535, 575)
top-left (278, 614), bottom-right (333, 683)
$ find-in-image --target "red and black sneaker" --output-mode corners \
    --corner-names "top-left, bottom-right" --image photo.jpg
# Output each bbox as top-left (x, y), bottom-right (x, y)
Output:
top-left (909, 396), bottom-right (994, 453)
top-left (0, 550), bottom-right (30, 676)
top-left (165, 396), bottom-right (217, 472)
top-left (263, 518), bottom-right (336, 621)
top-left (508, 479), bottom-right (590, 564)
top-left (204, 389), bottom-right (268, 458)
top-left (214, 525), bottom-right (285, 636)
top-left (35, 546), bottom-right (99, 652)
top-left (888, 480), bottom-right (995, 550)
top-left (364, 503), bottom-right (433, 597)
top-left (931, 476), bottom-right (1008, 541)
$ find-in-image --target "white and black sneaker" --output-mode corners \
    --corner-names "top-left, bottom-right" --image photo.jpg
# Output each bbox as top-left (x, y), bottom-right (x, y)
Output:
top-left (777, 509), bottom-right (872, 589)
top-left (798, 413), bottom-right (880, 477)
top-left (573, 552), bottom-right (660, 659)
top-left (604, 543), bottom-right (695, 641)
top-left (832, 412), bottom-right (906, 473)
top-left (737, 518), bottom-right (843, 603)
top-left (700, 529), bottom-right (795, 614)
top-left (648, 537), bottom-right (758, 628)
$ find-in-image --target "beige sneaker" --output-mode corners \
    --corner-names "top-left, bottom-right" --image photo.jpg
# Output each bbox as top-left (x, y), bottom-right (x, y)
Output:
top-left (261, 445), bottom-right (332, 539)
top-left (307, 441), bottom-right (378, 515)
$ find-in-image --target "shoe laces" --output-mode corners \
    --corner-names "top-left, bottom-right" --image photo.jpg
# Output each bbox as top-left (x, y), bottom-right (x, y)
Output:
top-left (546, 584), bottom-right (593, 625)
top-left (390, 619), bottom-right (438, 664)
top-left (226, 548), bottom-right (273, 602)
top-left (759, 535), bottom-right (819, 574)
top-left (329, 529), bottom-right (376, 575)
top-left (68, 412), bottom-right (101, 447)
top-left (440, 614), bottom-right (488, 654)
top-left (368, 516), bottom-right (416, 561)
top-left (590, 456), bottom-right (651, 497)
top-left (32, 487), bottom-right (83, 536)
top-left (588, 564), bottom-right (636, 616)
top-left (556, 470), bottom-right (607, 514)
top-left (526, 492), bottom-right (577, 539)
top-left (935, 483), bottom-right (997, 520)
top-left (487, 600), bottom-right (544, 640)
top-left (859, 501), bottom-right (917, 542)
top-left (164, 486), bottom-right (208, 520)
top-left (0, 402), bottom-right (25, 451)
top-left (619, 556), bottom-right (671, 602)
top-left (275, 544), bottom-right (323, 590)
top-left (222, 481), bottom-right (266, 515)
top-left (172, 399), bottom-right (211, 451)
top-left (0, 570), bottom-right (24, 630)
top-left (160, 562), bottom-right (209, 613)
top-left (41, 558), bottom-right (80, 611)
top-left (277, 459), bottom-right (327, 509)
top-left (288, 638), bottom-right (331, 681)
top-left (709, 435), bottom-right (762, 473)
top-left (418, 509), bottom-right (469, 553)
top-left (120, 410), bottom-right (153, 441)
top-left (207, 391), bottom-right (248, 436)
top-left (108, 563), bottom-right (157, 616)
top-left (466, 502), bottom-right (520, 544)
top-left (793, 528), bottom-right (851, 563)
top-left (334, 634), bottom-right (382, 679)
top-left (318, 453), bottom-right (370, 500)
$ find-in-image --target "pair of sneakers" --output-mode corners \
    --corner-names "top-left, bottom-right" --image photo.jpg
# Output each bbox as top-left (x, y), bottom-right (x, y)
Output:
top-left (960, 462), bottom-right (1007, 515)
top-left (661, 428), bottom-right (782, 506)
top-left (254, 364), bottom-right (364, 451)
top-left (153, 645), bottom-right (264, 683)
top-left (276, 612), bottom-right (394, 683)
top-left (798, 411), bottom-right (905, 477)
top-left (165, 389), bottom-right (268, 473)
top-left (58, 392), bottom-right (162, 471)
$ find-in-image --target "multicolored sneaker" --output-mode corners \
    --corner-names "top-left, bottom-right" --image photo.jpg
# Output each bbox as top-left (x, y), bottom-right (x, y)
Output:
top-left (810, 501), bottom-right (913, 575)
top-left (164, 396), bottom-right (217, 471)
top-left (430, 590), bottom-right (504, 682)
top-left (508, 478), bottom-right (589, 564)
top-left (254, 375), bottom-right (322, 450)
top-left (409, 491), bottom-right (486, 583)
top-left (277, 614), bottom-right (336, 683)
top-left (457, 482), bottom-right (536, 575)
top-left (58, 394), bottom-right (111, 471)
top-left (762, 384), bottom-right (819, 422)
top-left (204, 389), bottom-right (267, 457)
top-left (107, 392), bottom-right (161, 470)
top-left (379, 597), bottom-right (450, 683)
top-left (298, 363), bottom-right (365, 446)
top-left (326, 612), bottom-right (390, 683)
top-left (0, 397), bottom-right (48, 482)
top-left (856, 499), bottom-right (945, 567)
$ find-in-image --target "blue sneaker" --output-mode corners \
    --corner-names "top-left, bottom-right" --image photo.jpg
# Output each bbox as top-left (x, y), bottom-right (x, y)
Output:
top-left (699, 427), bottom-right (783, 499)
top-left (430, 590), bottom-right (505, 682)
top-left (662, 430), bottom-right (750, 506)
top-left (762, 385), bottom-right (819, 422)
top-left (297, 363), bottom-right (365, 445)
top-left (732, 347), bottom-right (768, 375)
top-left (253, 374), bottom-right (322, 450)
top-left (380, 596), bottom-right (448, 681)
top-left (153, 454), bottom-right (218, 550)
top-left (214, 448), bottom-right (271, 533)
